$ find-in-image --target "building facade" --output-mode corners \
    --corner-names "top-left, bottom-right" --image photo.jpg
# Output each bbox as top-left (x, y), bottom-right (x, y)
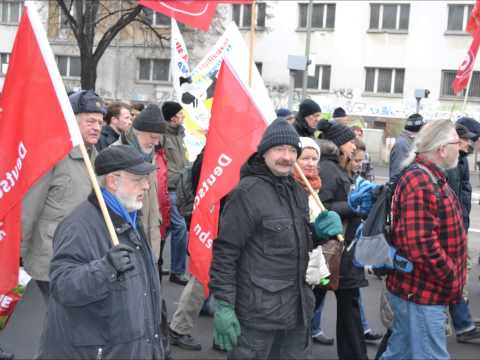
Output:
top-left (1, 1), bottom-right (480, 121)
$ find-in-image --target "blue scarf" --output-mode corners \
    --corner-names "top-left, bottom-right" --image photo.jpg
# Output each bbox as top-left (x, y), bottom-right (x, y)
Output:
top-left (101, 188), bottom-right (138, 231)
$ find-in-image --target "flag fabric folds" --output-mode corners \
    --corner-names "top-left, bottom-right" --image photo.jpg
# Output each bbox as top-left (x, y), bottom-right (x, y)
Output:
top-left (138, 0), bottom-right (254, 31)
top-left (0, 3), bottom-right (82, 292)
top-left (452, 28), bottom-right (480, 95)
top-left (467, 0), bottom-right (480, 34)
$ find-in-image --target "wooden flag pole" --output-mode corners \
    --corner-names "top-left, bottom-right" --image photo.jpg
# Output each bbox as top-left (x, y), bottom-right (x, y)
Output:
top-left (79, 142), bottom-right (119, 246)
top-left (294, 163), bottom-right (344, 242)
top-left (462, 71), bottom-right (474, 112)
top-left (248, 0), bottom-right (257, 86)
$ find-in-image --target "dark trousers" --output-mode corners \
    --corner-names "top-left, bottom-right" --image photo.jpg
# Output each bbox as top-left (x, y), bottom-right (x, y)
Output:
top-left (335, 288), bottom-right (368, 360)
top-left (36, 280), bottom-right (50, 303)
top-left (229, 323), bottom-right (312, 360)
top-left (375, 328), bottom-right (392, 360)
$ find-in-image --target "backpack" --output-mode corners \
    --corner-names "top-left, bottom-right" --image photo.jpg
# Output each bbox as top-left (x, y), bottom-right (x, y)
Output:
top-left (176, 166), bottom-right (194, 219)
top-left (353, 163), bottom-right (439, 272)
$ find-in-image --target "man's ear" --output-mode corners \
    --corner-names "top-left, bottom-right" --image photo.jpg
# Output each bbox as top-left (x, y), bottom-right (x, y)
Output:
top-left (105, 173), bottom-right (119, 192)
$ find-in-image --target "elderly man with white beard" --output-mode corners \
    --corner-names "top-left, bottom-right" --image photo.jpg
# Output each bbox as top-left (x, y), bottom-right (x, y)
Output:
top-left (38, 145), bottom-right (165, 360)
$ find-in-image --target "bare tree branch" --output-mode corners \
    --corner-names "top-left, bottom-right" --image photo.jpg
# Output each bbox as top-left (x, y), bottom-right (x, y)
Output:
top-left (57, 0), bottom-right (78, 36)
top-left (94, 6), bottom-right (138, 27)
top-left (132, 18), bottom-right (169, 46)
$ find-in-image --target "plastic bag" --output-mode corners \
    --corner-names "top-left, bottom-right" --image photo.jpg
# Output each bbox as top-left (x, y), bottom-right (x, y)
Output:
top-left (0, 268), bottom-right (31, 330)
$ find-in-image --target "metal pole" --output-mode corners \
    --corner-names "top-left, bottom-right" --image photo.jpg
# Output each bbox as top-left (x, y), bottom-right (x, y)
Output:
top-left (248, 1), bottom-right (257, 86)
top-left (288, 70), bottom-right (295, 109)
top-left (301, 0), bottom-right (313, 100)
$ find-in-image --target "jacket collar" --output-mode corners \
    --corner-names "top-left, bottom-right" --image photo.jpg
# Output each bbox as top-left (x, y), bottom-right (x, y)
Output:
top-left (415, 155), bottom-right (447, 183)
top-left (165, 122), bottom-right (185, 136)
top-left (69, 144), bottom-right (97, 161)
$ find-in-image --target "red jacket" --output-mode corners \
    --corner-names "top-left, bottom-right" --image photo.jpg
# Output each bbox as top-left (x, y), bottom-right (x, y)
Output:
top-left (155, 148), bottom-right (171, 239)
top-left (386, 156), bottom-right (467, 305)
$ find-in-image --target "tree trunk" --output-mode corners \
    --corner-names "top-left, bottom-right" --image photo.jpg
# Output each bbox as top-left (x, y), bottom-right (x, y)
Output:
top-left (80, 51), bottom-right (97, 90)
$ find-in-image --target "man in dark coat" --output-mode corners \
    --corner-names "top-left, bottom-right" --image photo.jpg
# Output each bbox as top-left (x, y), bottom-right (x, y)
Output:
top-left (389, 113), bottom-right (425, 183)
top-left (38, 145), bottom-right (164, 360)
top-left (446, 121), bottom-right (480, 343)
top-left (293, 99), bottom-right (322, 138)
top-left (209, 119), bottom-right (340, 359)
top-left (96, 102), bottom-right (132, 151)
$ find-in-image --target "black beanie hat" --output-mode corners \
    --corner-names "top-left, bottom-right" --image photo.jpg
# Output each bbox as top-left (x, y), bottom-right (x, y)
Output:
top-left (257, 119), bottom-right (301, 156)
top-left (317, 120), bottom-right (355, 147)
top-left (457, 116), bottom-right (480, 141)
top-left (133, 104), bottom-right (167, 133)
top-left (299, 99), bottom-right (321, 118)
top-left (333, 107), bottom-right (346, 118)
top-left (162, 101), bottom-right (183, 121)
top-left (404, 113), bottom-right (425, 132)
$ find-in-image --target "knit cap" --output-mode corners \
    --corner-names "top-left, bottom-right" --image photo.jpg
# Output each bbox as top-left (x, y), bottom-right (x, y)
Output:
top-left (162, 101), bottom-right (183, 121)
top-left (133, 104), bottom-right (167, 133)
top-left (404, 113), bottom-right (425, 132)
top-left (299, 99), bottom-right (321, 118)
top-left (257, 119), bottom-right (302, 156)
top-left (317, 120), bottom-right (355, 147)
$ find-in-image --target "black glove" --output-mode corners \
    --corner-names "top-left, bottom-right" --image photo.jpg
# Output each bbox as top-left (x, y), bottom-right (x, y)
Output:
top-left (106, 244), bottom-right (135, 274)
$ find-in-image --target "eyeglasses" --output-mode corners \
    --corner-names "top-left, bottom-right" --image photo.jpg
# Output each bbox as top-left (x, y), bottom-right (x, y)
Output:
top-left (446, 140), bottom-right (460, 146)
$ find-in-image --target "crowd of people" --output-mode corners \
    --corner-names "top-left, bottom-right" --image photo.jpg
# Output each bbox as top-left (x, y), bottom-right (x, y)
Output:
top-left (1, 90), bottom-right (480, 360)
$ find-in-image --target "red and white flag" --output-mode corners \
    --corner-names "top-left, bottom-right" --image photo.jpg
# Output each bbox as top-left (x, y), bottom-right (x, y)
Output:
top-left (139, 0), bottom-right (253, 31)
top-left (0, 3), bottom-right (82, 292)
top-left (452, 28), bottom-right (480, 94)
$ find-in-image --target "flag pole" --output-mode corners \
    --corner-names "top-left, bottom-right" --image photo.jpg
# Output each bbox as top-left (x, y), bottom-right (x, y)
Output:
top-left (294, 163), bottom-right (344, 242)
top-left (248, 0), bottom-right (257, 86)
top-left (78, 142), bottom-right (120, 246)
top-left (462, 67), bottom-right (475, 112)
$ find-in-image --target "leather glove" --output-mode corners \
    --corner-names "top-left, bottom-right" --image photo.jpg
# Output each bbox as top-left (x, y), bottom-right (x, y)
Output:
top-left (306, 246), bottom-right (330, 286)
top-left (106, 244), bottom-right (135, 275)
top-left (314, 211), bottom-right (342, 240)
top-left (213, 300), bottom-right (241, 352)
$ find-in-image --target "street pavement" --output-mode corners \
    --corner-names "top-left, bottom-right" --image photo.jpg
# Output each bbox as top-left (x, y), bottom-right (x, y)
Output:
top-left (2, 165), bottom-right (480, 359)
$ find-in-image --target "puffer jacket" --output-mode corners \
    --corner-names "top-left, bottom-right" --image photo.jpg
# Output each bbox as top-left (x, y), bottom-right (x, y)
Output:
top-left (38, 193), bottom-right (163, 359)
top-left (318, 140), bottom-right (367, 289)
top-left (21, 145), bottom-right (97, 281)
top-left (210, 153), bottom-right (315, 330)
top-left (161, 123), bottom-right (189, 190)
top-left (389, 130), bottom-right (415, 183)
top-left (112, 129), bottom-right (162, 261)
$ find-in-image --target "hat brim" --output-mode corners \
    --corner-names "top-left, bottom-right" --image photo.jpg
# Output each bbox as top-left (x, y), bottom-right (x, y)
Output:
top-left (460, 131), bottom-right (477, 140)
top-left (125, 162), bottom-right (156, 175)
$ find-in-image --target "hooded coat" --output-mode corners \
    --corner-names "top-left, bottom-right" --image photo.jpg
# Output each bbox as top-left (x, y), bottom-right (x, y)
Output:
top-left (210, 153), bottom-right (315, 330)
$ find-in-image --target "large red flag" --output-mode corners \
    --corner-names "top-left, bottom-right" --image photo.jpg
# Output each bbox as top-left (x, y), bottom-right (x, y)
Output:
top-left (452, 28), bottom-right (480, 94)
top-left (188, 59), bottom-right (268, 294)
top-left (467, 0), bottom-right (480, 34)
top-left (139, 0), bottom-right (253, 31)
top-left (0, 205), bottom-right (21, 292)
top-left (0, 3), bottom-right (82, 292)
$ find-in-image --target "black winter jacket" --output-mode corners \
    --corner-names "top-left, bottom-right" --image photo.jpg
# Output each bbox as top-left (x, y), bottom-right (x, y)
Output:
top-left (38, 194), bottom-right (164, 360)
top-left (447, 152), bottom-right (472, 230)
top-left (96, 125), bottom-right (120, 152)
top-left (210, 154), bottom-right (315, 330)
top-left (318, 143), bottom-right (368, 289)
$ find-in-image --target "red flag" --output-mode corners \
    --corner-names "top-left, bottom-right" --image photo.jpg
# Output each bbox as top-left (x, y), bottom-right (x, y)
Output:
top-left (467, 0), bottom-right (480, 34)
top-left (0, 204), bottom-right (21, 293)
top-left (0, 3), bottom-right (82, 292)
top-left (138, 1), bottom-right (253, 31)
top-left (139, 1), bottom-right (217, 31)
top-left (452, 28), bottom-right (480, 94)
top-left (0, 3), bottom-right (81, 220)
top-left (188, 59), bottom-right (268, 295)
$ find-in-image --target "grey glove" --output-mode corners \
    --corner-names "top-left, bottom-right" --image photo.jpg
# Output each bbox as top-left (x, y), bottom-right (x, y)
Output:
top-left (106, 244), bottom-right (135, 274)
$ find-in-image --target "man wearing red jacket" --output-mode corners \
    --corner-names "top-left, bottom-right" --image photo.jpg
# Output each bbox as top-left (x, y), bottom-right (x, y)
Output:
top-left (381, 119), bottom-right (467, 360)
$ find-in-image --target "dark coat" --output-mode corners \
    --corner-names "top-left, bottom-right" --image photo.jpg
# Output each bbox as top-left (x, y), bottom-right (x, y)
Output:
top-left (318, 142), bottom-right (367, 289)
top-left (293, 114), bottom-right (316, 138)
top-left (38, 194), bottom-right (164, 360)
top-left (96, 125), bottom-right (120, 152)
top-left (447, 152), bottom-right (472, 230)
top-left (210, 154), bottom-right (315, 331)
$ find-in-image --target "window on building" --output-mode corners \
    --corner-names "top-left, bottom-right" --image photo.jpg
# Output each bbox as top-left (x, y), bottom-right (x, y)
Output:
top-left (298, 3), bottom-right (335, 30)
top-left (143, 8), bottom-right (170, 27)
top-left (294, 64), bottom-right (331, 90)
top-left (369, 3), bottom-right (410, 31)
top-left (447, 4), bottom-right (474, 32)
top-left (232, 2), bottom-right (266, 28)
top-left (364, 67), bottom-right (405, 95)
top-left (138, 58), bottom-right (170, 82)
top-left (255, 62), bottom-right (263, 75)
top-left (0, 0), bottom-right (22, 24)
top-left (440, 69), bottom-right (480, 97)
top-left (56, 55), bottom-right (81, 78)
top-left (1, 52), bottom-right (9, 75)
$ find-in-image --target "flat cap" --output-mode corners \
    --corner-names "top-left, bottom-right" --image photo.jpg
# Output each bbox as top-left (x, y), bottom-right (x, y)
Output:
top-left (95, 145), bottom-right (155, 176)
